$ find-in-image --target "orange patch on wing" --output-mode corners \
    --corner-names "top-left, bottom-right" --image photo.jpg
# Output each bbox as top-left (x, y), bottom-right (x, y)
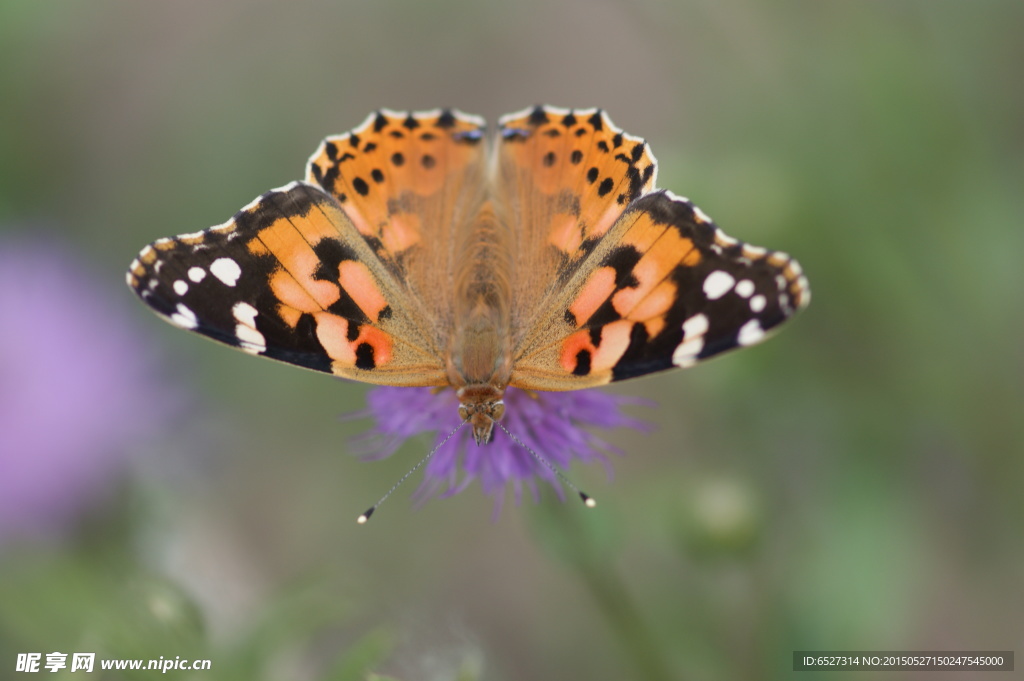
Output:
top-left (559, 321), bottom-right (632, 374)
top-left (585, 202), bottom-right (624, 240)
top-left (338, 260), bottom-right (388, 321)
top-left (313, 313), bottom-right (394, 368)
top-left (569, 266), bottom-right (616, 325)
top-left (644, 317), bottom-right (666, 338)
top-left (353, 325), bottom-right (393, 366)
top-left (300, 202), bottom-right (348, 242)
top-left (621, 214), bottom-right (667, 252)
top-left (628, 280), bottom-right (676, 324)
top-left (246, 237), bottom-right (270, 256)
top-left (560, 329), bottom-right (593, 373)
top-left (277, 304), bottom-right (302, 329)
top-left (547, 212), bottom-right (582, 253)
top-left (269, 268), bottom-right (335, 314)
top-left (590, 320), bottom-right (632, 370)
top-left (614, 230), bottom-right (698, 316)
top-left (681, 245), bottom-right (701, 267)
top-left (256, 220), bottom-right (343, 309)
top-left (314, 313), bottom-right (355, 364)
top-left (382, 213), bottom-right (421, 253)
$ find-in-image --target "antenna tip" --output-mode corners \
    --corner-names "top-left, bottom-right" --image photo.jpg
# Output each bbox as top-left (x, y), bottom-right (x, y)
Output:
top-left (357, 507), bottom-right (375, 524)
top-left (580, 492), bottom-right (597, 508)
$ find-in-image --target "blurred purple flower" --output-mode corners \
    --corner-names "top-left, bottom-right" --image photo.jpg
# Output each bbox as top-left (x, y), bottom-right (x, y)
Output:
top-left (0, 236), bottom-right (176, 545)
top-left (351, 385), bottom-right (652, 513)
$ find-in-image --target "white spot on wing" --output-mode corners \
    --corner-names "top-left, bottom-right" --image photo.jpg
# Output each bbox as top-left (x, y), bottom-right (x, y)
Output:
top-left (173, 280), bottom-right (188, 296)
top-left (171, 303), bottom-right (198, 330)
top-left (693, 206), bottom-right (712, 224)
top-left (210, 257), bottom-right (241, 287)
top-left (750, 295), bottom-right (766, 313)
top-left (235, 324), bottom-right (266, 354)
top-left (188, 267), bottom-right (206, 282)
top-left (232, 301), bottom-right (258, 326)
top-left (703, 270), bottom-right (735, 300)
top-left (674, 313), bottom-right (710, 367)
top-left (682, 313), bottom-right (709, 339)
top-left (735, 279), bottom-right (755, 298)
top-left (737, 319), bottom-right (765, 346)
top-left (673, 338), bottom-right (704, 367)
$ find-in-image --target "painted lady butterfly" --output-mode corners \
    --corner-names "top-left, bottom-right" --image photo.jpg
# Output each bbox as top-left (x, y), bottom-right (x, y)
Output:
top-left (127, 106), bottom-right (809, 448)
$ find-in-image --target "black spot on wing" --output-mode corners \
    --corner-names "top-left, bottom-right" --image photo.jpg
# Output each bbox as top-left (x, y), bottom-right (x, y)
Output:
top-left (260, 312), bottom-right (333, 373)
top-left (529, 106), bottom-right (549, 125)
top-left (310, 238), bottom-right (371, 324)
top-left (572, 349), bottom-right (592, 376)
top-left (610, 322), bottom-right (676, 381)
top-left (436, 109), bottom-right (457, 128)
top-left (603, 245), bottom-right (642, 288)
top-left (355, 342), bottom-right (376, 370)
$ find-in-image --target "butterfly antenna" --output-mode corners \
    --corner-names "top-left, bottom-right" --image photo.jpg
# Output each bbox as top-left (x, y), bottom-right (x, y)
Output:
top-left (357, 420), bottom-right (468, 524)
top-left (495, 422), bottom-right (597, 508)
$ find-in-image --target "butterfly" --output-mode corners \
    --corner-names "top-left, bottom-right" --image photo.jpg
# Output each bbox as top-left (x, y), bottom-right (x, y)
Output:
top-left (127, 106), bottom-right (809, 447)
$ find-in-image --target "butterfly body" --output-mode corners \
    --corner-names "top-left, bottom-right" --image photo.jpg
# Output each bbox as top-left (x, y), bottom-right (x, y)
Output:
top-left (128, 106), bottom-right (809, 445)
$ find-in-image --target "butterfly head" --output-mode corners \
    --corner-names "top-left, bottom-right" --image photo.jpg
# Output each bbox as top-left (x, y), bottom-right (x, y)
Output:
top-left (457, 385), bottom-right (506, 445)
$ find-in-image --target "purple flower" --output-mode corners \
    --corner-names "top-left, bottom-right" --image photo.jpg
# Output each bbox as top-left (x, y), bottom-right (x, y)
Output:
top-left (0, 235), bottom-right (176, 545)
top-left (351, 385), bottom-right (652, 514)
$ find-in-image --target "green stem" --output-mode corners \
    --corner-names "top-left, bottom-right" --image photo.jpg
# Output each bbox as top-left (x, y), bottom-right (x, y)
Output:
top-left (542, 506), bottom-right (680, 681)
top-left (572, 558), bottom-right (678, 681)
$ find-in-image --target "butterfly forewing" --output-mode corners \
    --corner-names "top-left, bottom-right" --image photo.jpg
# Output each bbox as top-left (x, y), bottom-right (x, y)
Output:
top-left (493, 106), bottom-right (808, 390)
top-left (127, 181), bottom-right (447, 386)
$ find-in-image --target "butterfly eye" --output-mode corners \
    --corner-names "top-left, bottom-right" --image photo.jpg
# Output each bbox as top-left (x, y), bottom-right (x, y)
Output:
top-left (489, 400), bottom-right (505, 422)
top-left (458, 404), bottom-right (471, 422)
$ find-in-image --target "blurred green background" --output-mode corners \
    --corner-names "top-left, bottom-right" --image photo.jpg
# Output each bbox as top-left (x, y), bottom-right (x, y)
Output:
top-left (1, 0), bottom-right (1021, 679)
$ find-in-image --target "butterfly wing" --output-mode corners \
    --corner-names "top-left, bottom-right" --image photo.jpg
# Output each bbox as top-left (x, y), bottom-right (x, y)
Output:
top-left (128, 109), bottom-right (489, 386)
top-left (494, 106), bottom-right (809, 391)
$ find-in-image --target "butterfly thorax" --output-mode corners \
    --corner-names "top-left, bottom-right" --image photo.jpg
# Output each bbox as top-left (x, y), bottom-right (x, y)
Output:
top-left (445, 199), bottom-right (514, 444)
